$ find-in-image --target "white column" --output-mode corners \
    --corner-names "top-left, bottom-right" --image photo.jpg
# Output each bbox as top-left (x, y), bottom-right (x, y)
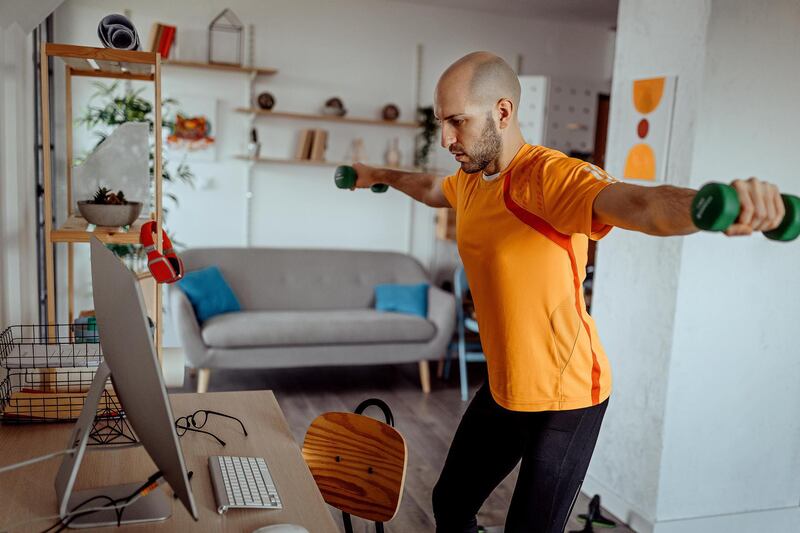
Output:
top-left (588, 1), bottom-right (800, 532)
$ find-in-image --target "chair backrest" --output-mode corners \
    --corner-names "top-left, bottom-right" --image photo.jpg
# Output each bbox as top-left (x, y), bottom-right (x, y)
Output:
top-left (302, 409), bottom-right (407, 524)
top-left (456, 263), bottom-right (475, 296)
top-left (454, 264), bottom-right (469, 312)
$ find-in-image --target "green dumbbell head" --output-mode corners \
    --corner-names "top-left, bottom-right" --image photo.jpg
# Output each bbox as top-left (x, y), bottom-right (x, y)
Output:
top-left (764, 194), bottom-right (800, 241)
top-left (334, 165), bottom-right (387, 193)
top-left (692, 182), bottom-right (741, 232)
top-left (692, 182), bottom-right (800, 241)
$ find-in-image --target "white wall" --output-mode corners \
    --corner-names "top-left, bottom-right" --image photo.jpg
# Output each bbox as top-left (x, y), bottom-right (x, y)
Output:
top-left (588, 1), bottom-right (800, 532)
top-left (53, 0), bottom-right (615, 322)
top-left (0, 23), bottom-right (39, 328)
top-left (659, 0), bottom-right (800, 528)
top-left (586, 1), bottom-right (711, 528)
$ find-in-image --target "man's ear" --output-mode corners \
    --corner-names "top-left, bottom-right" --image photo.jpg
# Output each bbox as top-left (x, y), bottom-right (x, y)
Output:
top-left (497, 98), bottom-right (514, 129)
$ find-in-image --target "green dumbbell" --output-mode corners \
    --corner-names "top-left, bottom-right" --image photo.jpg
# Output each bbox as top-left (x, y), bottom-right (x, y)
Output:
top-left (334, 165), bottom-right (389, 193)
top-left (691, 182), bottom-right (800, 241)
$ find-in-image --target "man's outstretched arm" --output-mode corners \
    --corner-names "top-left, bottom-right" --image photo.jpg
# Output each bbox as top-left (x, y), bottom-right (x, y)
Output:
top-left (593, 178), bottom-right (785, 237)
top-left (350, 163), bottom-right (451, 208)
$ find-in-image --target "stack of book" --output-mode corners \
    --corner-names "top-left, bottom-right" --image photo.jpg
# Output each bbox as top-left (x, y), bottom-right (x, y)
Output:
top-left (148, 23), bottom-right (177, 59)
top-left (295, 129), bottom-right (328, 161)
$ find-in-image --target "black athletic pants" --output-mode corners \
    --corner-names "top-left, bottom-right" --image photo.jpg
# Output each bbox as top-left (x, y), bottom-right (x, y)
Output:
top-left (432, 382), bottom-right (608, 533)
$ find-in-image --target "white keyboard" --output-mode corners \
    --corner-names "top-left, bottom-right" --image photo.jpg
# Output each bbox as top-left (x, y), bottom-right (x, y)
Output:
top-left (208, 455), bottom-right (283, 514)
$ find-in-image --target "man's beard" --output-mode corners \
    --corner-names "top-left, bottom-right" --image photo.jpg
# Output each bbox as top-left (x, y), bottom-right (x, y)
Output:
top-left (452, 112), bottom-right (502, 174)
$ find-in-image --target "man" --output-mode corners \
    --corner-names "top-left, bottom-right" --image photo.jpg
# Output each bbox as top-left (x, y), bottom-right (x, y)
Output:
top-left (351, 52), bottom-right (784, 533)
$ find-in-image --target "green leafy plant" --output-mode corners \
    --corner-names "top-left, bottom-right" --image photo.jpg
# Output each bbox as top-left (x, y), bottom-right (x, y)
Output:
top-left (414, 106), bottom-right (438, 170)
top-left (77, 82), bottom-right (194, 262)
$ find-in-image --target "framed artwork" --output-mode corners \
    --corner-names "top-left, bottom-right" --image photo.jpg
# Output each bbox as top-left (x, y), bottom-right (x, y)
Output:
top-left (166, 95), bottom-right (218, 161)
top-left (607, 76), bottom-right (677, 181)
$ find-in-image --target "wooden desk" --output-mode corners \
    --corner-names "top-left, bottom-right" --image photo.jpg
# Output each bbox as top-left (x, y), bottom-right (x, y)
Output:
top-left (0, 391), bottom-right (339, 532)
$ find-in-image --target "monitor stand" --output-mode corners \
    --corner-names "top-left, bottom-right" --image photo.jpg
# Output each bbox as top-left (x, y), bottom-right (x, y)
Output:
top-left (54, 361), bottom-right (172, 528)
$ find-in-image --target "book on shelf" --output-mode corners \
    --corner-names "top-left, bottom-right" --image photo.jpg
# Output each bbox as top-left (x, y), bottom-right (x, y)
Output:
top-left (148, 23), bottom-right (177, 59)
top-left (309, 129), bottom-right (328, 161)
top-left (294, 129), bottom-right (314, 160)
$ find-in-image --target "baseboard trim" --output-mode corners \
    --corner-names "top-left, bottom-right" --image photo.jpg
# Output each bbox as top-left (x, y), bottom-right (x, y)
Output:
top-left (652, 505), bottom-right (800, 533)
top-left (581, 475), bottom-right (800, 533)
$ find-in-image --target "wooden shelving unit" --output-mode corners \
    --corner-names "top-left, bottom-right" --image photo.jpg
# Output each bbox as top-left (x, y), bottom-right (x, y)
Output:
top-left (50, 216), bottom-right (152, 244)
top-left (235, 108), bottom-right (419, 128)
top-left (40, 43), bottom-right (165, 359)
top-left (234, 155), bottom-right (422, 174)
top-left (163, 60), bottom-right (277, 76)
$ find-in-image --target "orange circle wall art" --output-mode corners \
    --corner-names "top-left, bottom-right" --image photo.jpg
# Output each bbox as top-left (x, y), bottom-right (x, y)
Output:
top-left (624, 77), bottom-right (666, 181)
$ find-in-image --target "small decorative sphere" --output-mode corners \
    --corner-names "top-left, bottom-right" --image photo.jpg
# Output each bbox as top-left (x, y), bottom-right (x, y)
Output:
top-left (257, 92), bottom-right (275, 110)
top-left (382, 104), bottom-right (400, 121)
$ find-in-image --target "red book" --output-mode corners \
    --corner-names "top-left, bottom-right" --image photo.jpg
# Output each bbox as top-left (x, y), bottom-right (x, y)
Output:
top-left (158, 25), bottom-right (176, 58)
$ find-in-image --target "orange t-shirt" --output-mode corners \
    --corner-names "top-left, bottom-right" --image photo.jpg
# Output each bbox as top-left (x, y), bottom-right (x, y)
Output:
top-left (441, 144), bottom-right (617, 411)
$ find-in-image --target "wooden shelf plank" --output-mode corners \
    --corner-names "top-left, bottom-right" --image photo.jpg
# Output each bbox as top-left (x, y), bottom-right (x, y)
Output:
top-left (163, 60), bottom-right (277, 76)
top-left (45, 43), bottom-right (157, 65)
top-left (235, 108), bottom-right (419, 128)
top-left (51, 215), bottom-right (149, 244)
top-left (135, 270), bottom-right (153, 281)
top-left (69, 68), bottom-right (155, 82)
top-left (47, 44), bottom-right (157, 80)
top-left (235, 155), bottom-right (424, 173)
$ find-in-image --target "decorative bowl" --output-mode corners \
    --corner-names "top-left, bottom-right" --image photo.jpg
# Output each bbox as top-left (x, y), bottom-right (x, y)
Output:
top-left (77, 201), bottom-right (143, 227)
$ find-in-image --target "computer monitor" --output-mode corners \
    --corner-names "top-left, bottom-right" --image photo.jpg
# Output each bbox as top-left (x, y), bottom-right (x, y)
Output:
top-left (54, 237), bottom-right (198, 527)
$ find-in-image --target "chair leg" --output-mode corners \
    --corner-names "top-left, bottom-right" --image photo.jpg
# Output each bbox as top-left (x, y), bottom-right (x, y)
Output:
top-left (458, 341), bottom-right (469, 402)
top-left (443, 343), bottom-right (453, 380)
top-left (196, 368), bottom-right (211, 393)
top-left (418, 360), bottom-right (431, 394)
top-left (342, 512), bottom-right (354, 533)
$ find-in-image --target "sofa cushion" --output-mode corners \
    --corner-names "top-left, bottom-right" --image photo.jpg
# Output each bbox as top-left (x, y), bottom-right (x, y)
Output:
top-left (201, 310), bottom-right (437, 348)
top-left (375, 283), bottom-right (429, 317)
top-left (177, 266), bottom-right (241, 323)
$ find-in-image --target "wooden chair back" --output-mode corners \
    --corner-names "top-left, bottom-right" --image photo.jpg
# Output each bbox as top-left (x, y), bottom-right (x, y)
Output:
top-left (302, 401), bottom-right (407, 525)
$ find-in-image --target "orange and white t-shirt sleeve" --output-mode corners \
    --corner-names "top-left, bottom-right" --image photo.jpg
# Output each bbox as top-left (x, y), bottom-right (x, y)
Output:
top-left (440, 171), bottom-right (460, 208)
top-left (541, 156), bottom-right (618, 239)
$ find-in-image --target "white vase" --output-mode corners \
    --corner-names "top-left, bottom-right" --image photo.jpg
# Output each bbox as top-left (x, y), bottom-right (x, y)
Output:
top-left (348, 138), bottom-right (366, 163)
top-left (384, 138), bottom-right (401, 167)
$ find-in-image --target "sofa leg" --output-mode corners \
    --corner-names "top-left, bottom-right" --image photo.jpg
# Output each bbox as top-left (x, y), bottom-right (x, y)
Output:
top-left (197, 368), bottom-right (211, 393)
top-left (419, 360), bottom-right (431, 394)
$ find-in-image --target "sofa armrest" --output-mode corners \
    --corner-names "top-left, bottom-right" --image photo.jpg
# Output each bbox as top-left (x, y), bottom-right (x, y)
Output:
top-left (169, 286), bottom-right (209, 368)
top-left (427, 284), bottom-right (456, 352)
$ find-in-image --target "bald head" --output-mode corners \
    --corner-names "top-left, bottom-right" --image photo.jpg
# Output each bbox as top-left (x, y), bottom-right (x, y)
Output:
top-left (435, 52), bottom-right (525, 175)
top-left (438, 52), bottom-right (521, 112)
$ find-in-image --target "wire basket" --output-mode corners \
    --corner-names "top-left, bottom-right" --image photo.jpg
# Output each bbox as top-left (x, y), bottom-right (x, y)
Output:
top-left (0, 324), bottom-right (102, 369)
top-left (0, 324), bottom-right (114, 426)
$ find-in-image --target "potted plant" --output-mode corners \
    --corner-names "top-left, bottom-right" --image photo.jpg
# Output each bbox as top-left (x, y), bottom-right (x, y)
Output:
top-left (414, 106), bottom-right (438, 171)
top-left (78, 82), bottom-right (194, 263)
top-left (78, 186), bottom-right (143, 227)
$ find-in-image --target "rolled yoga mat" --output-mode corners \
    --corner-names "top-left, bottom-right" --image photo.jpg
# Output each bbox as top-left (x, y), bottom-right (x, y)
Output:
top-left (97, 13), bottom-right (140, 51)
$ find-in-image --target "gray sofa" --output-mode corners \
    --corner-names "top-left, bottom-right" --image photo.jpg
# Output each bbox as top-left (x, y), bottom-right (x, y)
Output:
top-left (169, 248), bottom-right (456, 393)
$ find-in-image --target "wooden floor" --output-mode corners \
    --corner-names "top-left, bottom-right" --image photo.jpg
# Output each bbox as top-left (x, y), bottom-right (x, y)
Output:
top-left (175, 362), bottom-right (634, 533)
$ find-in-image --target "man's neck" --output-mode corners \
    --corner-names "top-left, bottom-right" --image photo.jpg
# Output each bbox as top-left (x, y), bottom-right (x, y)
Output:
top-left (484, 136), bottom-right (526, 175)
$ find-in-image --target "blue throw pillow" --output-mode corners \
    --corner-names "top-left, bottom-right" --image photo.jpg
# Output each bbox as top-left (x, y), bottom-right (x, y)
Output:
top-left (177, 266), bottom-right (241, 323)
top-left (374, 283), bottom-right (429, 318)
